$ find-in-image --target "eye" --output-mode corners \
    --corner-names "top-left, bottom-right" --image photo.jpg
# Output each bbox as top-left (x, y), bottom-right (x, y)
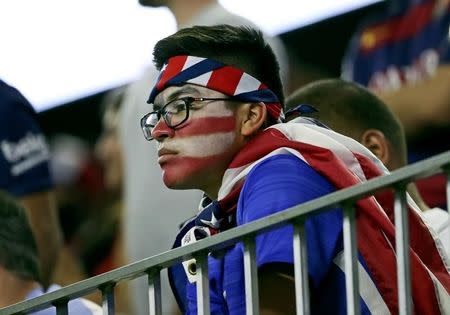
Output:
top-left (165, 98), bottom-right (188, 114)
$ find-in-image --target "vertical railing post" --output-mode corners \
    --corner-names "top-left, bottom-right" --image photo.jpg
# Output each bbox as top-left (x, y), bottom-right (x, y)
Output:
top-left (196, 253), bottom-right (210, 315)
top-left (293, 219), bottom-right (310, 315)
top-left (101, 283), bottom-right (116, 315)
top-left (148, 269), bottom-right (162, 315)
top-left (394, 184), bottom-right (412, 315)
top-left (53, 299), bottom-right (69, 315)
top-left (244, 237), bottom-right (260, 315)
top-left (343, 202), bottom-right (360, 315)
top-left (445, 166), bottom-right (450, 255)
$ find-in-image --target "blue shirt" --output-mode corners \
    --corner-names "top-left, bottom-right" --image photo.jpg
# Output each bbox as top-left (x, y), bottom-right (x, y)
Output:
top-left (171, 155), bottom-right (382, 314)
top-left (0, 79), bottom-right (52, 196)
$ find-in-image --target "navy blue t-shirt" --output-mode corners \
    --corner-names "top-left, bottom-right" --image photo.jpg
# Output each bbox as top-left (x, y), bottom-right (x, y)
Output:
top-left (0, 79), bottom-right (52, 196)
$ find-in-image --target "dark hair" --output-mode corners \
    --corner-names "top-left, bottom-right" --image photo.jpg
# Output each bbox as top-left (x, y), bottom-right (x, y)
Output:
top-left (286, 79), bottom-right (407, 164)
top-left (153, 24), bottom-right (284, 107)
top-left (0, 190), bottom-right (41, 282)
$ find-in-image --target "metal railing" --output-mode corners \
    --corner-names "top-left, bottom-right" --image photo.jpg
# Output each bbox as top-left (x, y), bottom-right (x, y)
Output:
top-left (1, 151), bottom-right (449, 315)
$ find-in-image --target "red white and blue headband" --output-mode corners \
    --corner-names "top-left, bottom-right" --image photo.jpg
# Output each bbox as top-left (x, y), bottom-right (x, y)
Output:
top-left (147, 55), bottom-right (284, 122)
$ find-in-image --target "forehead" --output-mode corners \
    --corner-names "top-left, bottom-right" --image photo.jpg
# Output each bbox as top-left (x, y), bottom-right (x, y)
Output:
top-left (154, 84), bottom-right (224, 105)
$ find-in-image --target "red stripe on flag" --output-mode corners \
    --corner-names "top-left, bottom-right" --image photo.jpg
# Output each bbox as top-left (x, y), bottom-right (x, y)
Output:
top-left (156, 55), bottom-right (188, 91)
top-left (207, 66), bottom-right (243, 96)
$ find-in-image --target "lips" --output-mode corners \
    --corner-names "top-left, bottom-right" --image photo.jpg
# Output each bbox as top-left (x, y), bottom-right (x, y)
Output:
top-left (157, 147), bottom-right (178, 164)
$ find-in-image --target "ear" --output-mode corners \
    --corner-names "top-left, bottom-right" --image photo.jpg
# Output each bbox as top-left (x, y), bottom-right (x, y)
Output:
top-left (239, 102), bottom-right (267, 137)
top-left (360, 129), bottom-right (390, 165)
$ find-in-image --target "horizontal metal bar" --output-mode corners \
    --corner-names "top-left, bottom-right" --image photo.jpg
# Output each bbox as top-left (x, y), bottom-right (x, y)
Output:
top-left (1, 151), bottom-right (449, 314)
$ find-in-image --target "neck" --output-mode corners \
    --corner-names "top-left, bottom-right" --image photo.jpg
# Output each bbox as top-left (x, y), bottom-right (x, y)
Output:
top-left (0, 270), bottom-right (40, 307)
top-left (168, 0), bottom-right (217, 28)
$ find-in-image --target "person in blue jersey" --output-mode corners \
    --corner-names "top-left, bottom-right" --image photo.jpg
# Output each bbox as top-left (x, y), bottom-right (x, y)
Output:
top-left (342, 0), bottom-right (450, 212)
top-left (0, 190), bottom-right (102, 314)
top-left (119, 0), bottom-right (289, 314)
top-left (0, 79), bottom-right (62, 288)
top-left (285, 78), bottom-right (449, 258)
top-left (140, 25), bottom-right (450, 314)
top-left (120, 2), bottom-right (288, 313)
top-left (342, 0), bottom-right (450, 137)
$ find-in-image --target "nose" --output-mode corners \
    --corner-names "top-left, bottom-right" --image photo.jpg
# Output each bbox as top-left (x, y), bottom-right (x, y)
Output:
top-left (151, 118), bottom-right (174, 141)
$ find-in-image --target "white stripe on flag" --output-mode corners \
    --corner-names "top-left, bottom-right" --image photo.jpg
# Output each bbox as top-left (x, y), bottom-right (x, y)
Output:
top-left (219, 148), bottom-right (308, 199)
top-left (426, 269), bottom-right (450, 314)
top-left (333, 251), bottom-right (391, 315)
top-left (234, 72), bottom-right (261, 96)
top-left (188, 71), bottom-right (213, 86)
top-left (182, 56), bottom-right (206, 71)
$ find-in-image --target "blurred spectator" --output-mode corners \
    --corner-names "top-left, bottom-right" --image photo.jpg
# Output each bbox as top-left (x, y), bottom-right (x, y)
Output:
top-left (0, 78), bottom-right (62, 288)
top-left (285, 78), bottom-right (449, 256)
top-left (48, 134), bottom-right (106, 305)
top-left (48, 125), bottom-right (130, 313)
top-left (93, 86), bottom-right (131, 314)
top-left (342, 0), bottom-right (450, 209)
top-left (0, 190), bottom-right (102, 314)
top-left (119, 1), bottom-right (289, 313)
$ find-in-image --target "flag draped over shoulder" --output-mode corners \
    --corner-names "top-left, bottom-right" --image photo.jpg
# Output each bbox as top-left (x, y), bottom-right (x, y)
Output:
top-left (194, 119), bottom-right (450, 314)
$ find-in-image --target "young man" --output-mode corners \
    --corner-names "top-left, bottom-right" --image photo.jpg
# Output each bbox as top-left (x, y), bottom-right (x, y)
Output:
top-left (141, 25), bottom-right (450, 314)
top-left (119, 2), bottom-right (288, 312)
top-left (285, 78), bottom-right (449, 257)
top-left (0, 190), bottom-right (102, 314)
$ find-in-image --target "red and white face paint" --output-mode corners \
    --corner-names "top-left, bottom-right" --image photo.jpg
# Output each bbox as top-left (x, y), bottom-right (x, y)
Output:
top-left (152, 85), bottom-right (241, 194)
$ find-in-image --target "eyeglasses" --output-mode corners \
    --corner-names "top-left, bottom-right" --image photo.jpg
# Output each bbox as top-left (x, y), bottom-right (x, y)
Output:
top-left (141, 96), bottom-right (234, 140)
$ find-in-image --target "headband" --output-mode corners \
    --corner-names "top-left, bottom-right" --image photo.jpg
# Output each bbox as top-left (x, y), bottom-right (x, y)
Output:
top-left (147, 55), bottom-right (284, 122)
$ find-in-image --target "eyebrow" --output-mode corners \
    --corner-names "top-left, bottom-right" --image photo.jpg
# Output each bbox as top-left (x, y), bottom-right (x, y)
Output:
top-left (153, 86), bottom-right (200, 110)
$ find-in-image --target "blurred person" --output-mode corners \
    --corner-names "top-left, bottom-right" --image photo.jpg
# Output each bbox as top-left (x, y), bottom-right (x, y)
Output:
top-left (0, 190), bottom-right (102, 314)
top-left (45, 134), bottom-right (105, 309)
top-left (141, 24), bottom-right (449, 314)
top-left (342, 0), bottom-right (450, 137)
top-left (48, 129), bottom-right (130, 314)
top-left (342, 0), bottom-right (450, 209)
top-left (0, 78), bottom-right (62, 288)
top-left (285, 78), bottom-right (449, 257)
top-left (93, 86), bottom-right (131, 314)
top-left (120, 0), bottom-right (289, 313)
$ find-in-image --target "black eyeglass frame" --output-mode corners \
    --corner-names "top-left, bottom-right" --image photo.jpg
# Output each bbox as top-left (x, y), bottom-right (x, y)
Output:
top-left (140, 96), bottom-right (235, 140)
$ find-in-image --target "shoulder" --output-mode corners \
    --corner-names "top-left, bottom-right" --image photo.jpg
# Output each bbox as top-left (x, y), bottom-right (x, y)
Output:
top-left (0, 80), bottom-right (35, 116)
top-left (237, 154), bottom-right (336, 224)
top-left (244, 154), bottom-right (335, 195)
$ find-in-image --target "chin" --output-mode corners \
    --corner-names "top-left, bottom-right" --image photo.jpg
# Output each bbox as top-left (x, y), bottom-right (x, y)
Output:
top-left (162, 171), bottom-right (193, 190)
